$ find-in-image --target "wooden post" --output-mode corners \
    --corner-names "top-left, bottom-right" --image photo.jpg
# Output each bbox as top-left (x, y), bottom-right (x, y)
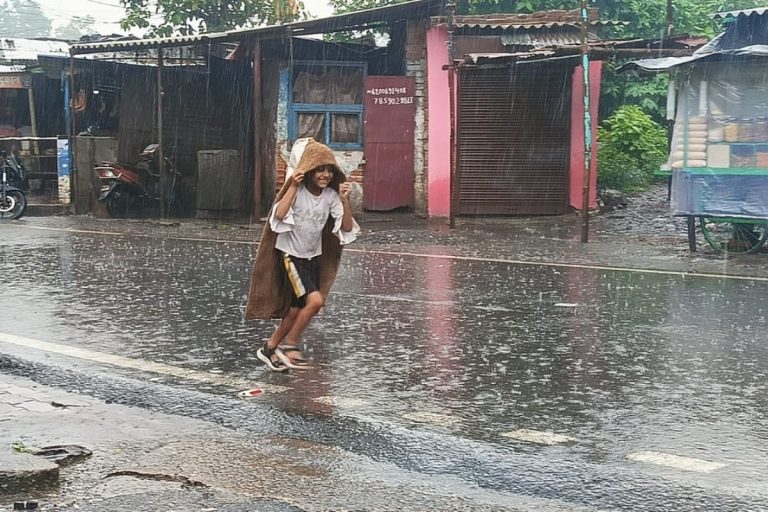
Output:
top-left (27, 75), bottom-right (39, 177)
top-left (69, 57), bottom-right (77, 206)
top-left (252, 41), bottom-right (262, 220)
top-left (157, 47), bottom-right (166, 219)
top-left (26, 80), bottom-right (38, 138)
top-left (579, 0), bottom-right (592, 243)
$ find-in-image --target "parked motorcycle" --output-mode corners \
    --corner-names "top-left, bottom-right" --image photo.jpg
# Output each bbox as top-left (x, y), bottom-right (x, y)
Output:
top-left (0, 150), bottom-right (27, 220)
top-left (95, 144), bottom-right (180, 218)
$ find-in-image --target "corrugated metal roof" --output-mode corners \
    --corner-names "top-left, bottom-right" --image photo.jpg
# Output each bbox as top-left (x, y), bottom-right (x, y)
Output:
top-left (501, 30), bottom-right (596, 47)
top-left (454, 19), bottom-right (623, 30)
top-left (0, 38), bottom-right (69, 63)
top-left (69, 32), bottom-right (230, 55)
top-left (713, 7), bottom-right (768, 20)
top-left (450, 8), bottom-right (598, 25)
top-left (71, 0), bottom-right (443, 55)
top-left (466, 50), bottom-right (556, 63)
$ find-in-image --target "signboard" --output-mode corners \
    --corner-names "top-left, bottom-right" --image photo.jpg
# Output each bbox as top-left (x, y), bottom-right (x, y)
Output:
top-left (0, 73), bottom-right (26, 89)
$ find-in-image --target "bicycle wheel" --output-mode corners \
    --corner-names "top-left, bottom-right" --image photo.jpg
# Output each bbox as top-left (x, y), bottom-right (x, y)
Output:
top-left (700, 216), bottom-right (768, 254)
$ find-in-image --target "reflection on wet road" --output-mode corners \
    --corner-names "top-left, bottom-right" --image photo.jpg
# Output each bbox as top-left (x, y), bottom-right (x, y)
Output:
top-left (2, 224), bottom-right (768, 510)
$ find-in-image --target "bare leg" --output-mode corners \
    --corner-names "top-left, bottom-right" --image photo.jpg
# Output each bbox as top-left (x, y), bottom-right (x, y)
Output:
top-left (283, 292), bottom-right (324, 345)
top-left (266, 307), bottom-right (300, 350)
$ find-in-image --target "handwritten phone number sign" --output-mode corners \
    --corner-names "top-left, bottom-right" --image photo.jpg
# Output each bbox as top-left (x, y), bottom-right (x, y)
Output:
top-left (367, 87), bottom-right (408, 95)
top-left (372, 96), bottom-right (414, 105)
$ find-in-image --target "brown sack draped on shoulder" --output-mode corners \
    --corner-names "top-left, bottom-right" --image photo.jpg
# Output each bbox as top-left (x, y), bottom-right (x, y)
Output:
top-left (245, 141), bottom-right (346, 320)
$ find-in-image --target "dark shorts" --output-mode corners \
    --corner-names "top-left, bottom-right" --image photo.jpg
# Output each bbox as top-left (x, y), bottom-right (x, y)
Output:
top-left (281, 252), bottom-right (320, 308)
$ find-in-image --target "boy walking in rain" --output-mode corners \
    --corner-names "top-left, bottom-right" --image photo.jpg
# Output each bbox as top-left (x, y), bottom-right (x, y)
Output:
top-left (245, 139), bottom-right (360, 371)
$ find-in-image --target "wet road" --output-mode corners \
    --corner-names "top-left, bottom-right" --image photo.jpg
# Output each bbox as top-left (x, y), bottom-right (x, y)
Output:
top-left (2, 221), bottom-right (768, 510)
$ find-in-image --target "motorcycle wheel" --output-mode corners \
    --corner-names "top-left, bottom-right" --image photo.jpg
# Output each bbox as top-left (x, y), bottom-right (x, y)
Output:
top-left (0, 190), bottom-right (26, 220)
top-left (106, 188), bottom-right (131, 218)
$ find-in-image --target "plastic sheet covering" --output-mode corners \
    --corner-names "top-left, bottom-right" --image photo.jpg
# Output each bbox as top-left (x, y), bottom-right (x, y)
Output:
top-left (670, 60), bottom-right (768, 218)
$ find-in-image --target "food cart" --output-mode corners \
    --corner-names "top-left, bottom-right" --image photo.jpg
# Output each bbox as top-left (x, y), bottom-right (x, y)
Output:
top-left (671, 55), bottom-right (768, 254)
top-left (626, 8), bottom-right (768, 254)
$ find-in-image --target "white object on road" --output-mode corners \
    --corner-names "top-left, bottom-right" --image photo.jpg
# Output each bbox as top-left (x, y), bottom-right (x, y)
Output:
top-left (626, 451), bottom-right (727, 473)
top-left (501, 429), bottom-right (577, 445)
top-left (313, 396), bottom-right (369, 408)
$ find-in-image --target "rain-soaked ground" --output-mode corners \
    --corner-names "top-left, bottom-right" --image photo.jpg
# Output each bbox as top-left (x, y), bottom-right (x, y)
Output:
top-left (2, 216), bottom-right (768, 510)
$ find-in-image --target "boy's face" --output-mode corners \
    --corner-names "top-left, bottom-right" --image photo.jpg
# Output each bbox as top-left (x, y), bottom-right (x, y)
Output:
top-left (310, 166), bottom-right (334, 189)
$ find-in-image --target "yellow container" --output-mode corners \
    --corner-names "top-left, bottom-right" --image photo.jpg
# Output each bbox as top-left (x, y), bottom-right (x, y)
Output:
top-left (724, 123), bottom-right (740, 142)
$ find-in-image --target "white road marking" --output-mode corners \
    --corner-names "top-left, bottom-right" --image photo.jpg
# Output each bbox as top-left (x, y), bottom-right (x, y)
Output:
top-left (355, 248), bottom-right (768, 283)
top-left (333, 291), bottom-right (516, 312)
top-left (0, 332), bottom-right (289, 394)
top-left (402, 411), bottom-right (461, 425)
top-left (554, 303), bottom-right (579, 308)
top-left (313, 396), bottom-right (369, 408)
top-left (8, 224), bottom-right (768, 283)
top-left (18, 225), bottom-right (253, 245)
top-left (501, 429), bottom-right (577, 445)
top-left (626, 451), bottom-right (727, 473)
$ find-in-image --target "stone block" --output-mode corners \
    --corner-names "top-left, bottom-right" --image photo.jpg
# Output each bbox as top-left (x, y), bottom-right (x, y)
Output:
top-left (0, 451), bottom-right (59, 493)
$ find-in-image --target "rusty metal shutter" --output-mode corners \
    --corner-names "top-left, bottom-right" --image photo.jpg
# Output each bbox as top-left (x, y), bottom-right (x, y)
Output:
top-left (457, 65), bottom-right (572, 215)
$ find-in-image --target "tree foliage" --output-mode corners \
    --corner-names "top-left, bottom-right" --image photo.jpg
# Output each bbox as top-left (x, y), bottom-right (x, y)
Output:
top-left (0, 0), bottom-right (52, 38)
top-left (119, 0), bottom-right (306, 37)
top-left (597, 106), bottom-right (668, 191)
top-left (599, 0), bottom-right (765, 39)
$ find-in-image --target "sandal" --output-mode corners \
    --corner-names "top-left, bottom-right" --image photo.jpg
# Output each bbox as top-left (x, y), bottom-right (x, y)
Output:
top-left (276, 345), bottom-right (312, 370)
top-left (257, 343), bottom-right (288, 372)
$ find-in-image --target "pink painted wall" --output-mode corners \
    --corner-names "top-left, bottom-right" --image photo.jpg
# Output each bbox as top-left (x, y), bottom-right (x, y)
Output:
top-left (426, 26), bottom-right (452, 218)
top-left (569, 61), bottom-right (602, 210)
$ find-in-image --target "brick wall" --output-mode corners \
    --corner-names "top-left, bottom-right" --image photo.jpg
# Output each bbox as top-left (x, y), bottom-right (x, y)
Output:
top-left (276, 149), bottom-right (288, 193)
top-left (406, 19), bottom-right (428, 217)
top-left (406, 58), bottom-right (428, 217)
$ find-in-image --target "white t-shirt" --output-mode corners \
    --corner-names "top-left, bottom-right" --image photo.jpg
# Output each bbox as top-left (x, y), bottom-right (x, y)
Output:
top-left (270, 186), bottom-right (360, 259)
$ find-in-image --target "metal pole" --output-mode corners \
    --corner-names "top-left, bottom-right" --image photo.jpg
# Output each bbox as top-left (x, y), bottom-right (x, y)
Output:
top-left (579, 0), bottom-right (592, 243)
top-left (447, 1), bottom-right (457, 229)
top-left (68, 57), bottom-right (77, 210)
top-left (665, 0), bottom-right (675, 202)
top-left (157, 47), bottom-right (166, 219)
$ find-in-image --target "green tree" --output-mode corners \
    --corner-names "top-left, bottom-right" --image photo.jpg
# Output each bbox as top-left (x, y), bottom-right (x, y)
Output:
top-left (119, 0), bottom-right (306, 37)
top-left (597, 105), bottom-right (668, 191)
top-left (598, 0), bottom-right (765, 39)
top-left (0, 0), bottom-right (52, 38)
top-left (54, 15), bottom-right (97, 41)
